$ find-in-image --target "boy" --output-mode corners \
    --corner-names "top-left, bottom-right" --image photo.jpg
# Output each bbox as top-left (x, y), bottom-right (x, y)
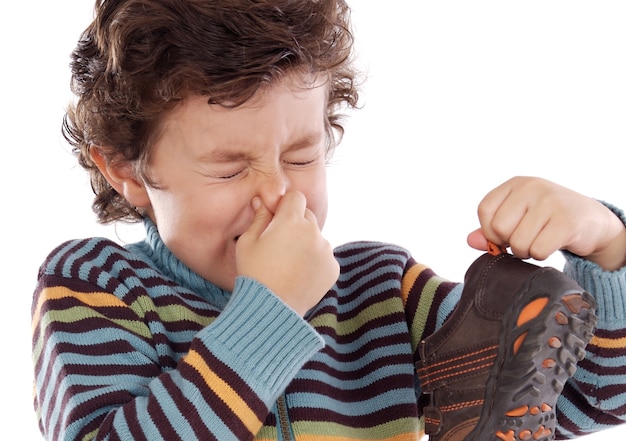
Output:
top-left (32, 0), bottom-right (626, 440)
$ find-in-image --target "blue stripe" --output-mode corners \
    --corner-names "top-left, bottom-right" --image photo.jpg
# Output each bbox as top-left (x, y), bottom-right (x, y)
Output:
top-left (288, 388), bottom-right (417, 415)
top-left (298, 360), bottom-right (412, 389)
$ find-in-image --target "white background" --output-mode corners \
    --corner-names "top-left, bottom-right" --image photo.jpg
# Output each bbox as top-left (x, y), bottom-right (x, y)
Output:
top-left (2, 1), bottom-right (625, 439)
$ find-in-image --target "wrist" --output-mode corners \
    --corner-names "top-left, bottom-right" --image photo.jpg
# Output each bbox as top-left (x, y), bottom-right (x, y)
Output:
top-left (582, 200), bottom-right (626, 271)
top-left (588, 216), bottom-right (626, 271)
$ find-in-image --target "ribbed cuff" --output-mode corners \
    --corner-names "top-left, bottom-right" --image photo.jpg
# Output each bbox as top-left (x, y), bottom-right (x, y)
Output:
top-left (562, 201), bottom-right (626, 327)
top-left (564, 253), bottom-right (626, 328)
top-left (197, 276), bottom-right (325, 400)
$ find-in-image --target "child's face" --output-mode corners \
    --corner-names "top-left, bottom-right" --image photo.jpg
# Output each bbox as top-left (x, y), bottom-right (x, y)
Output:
top-left (141, 74), bottom-right (329, 291)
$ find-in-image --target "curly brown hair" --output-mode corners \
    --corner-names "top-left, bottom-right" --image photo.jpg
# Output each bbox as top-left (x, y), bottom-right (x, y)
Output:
top-left (63, 0), bottom-right (360, 224)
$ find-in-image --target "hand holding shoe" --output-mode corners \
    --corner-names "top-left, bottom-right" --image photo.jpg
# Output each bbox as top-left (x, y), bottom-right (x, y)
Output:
top-left (467, 176), bottom-right (626, 271)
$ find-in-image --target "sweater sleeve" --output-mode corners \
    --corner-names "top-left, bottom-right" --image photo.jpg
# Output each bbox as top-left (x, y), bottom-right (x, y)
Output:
top-left (32, 242), bottom-right (324, 441)
top-left (552, 201), bottom-right (626, 438)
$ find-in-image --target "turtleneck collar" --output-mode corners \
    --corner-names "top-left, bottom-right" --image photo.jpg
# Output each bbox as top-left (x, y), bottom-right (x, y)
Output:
top-left (126, 217), bottom-right (232, 308)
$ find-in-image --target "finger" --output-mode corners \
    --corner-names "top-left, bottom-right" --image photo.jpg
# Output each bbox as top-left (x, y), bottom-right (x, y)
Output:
top-left (525, 220), bottom-right (568, 261)
top-left (476, 183), bottom-right (512, 244)
top-left (507, 209), bottom-right (550, 259)
top-left (304, 207), bottom-right (319, 224)
top-left (242, 197), bottom-right (274, 239)
top-left (479, 186), bottom-right (527, 246)
top-left (466, 228), bottom-right (489, 251)
top-left (273, 191), bottom-right (307, 220)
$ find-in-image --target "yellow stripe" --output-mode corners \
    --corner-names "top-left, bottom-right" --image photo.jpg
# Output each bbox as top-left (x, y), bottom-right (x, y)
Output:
top-left (400, 263), bottom-right (428, 305)
top-left (32, 286), bottom-right (129, 333)
top-left (184, 349), bottom-right (263, 435)
top-left (31, 287), bottom-right (153, 366)
top-left (591, 335), bottom-right (626, 349)
top-left (401, 263), bottom-right (442, 351)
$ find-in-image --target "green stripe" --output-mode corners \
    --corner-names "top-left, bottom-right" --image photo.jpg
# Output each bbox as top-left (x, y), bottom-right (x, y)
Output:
top-left (292, 417), bottom-right (419, 439)
top-left (36, 306), bottom-right (153, 350)
top-left (309, 298), bottom-right (404, 336)
top-left (155, 303), bottom-right (216, 327)
top-left (409, 276), bottom-right (444, 352)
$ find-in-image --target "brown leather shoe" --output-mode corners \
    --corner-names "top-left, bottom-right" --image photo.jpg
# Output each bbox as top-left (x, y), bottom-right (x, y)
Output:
top-left (417, 244), bottom-right (596, 441)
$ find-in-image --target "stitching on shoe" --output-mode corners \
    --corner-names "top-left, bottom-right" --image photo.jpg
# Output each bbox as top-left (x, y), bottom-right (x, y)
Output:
top-left (421, 245), bottom-right (597, 441)
top-left (418, 344), bottom-right (499, 389)
top-left (476, 254), bottom-right (509, 319)
top-left (424, 416), bottom-right (440, 427)
top-left (421, 360), bottom-right (496, 389)
top-left (440, 399), bottom-right (484, 412)
top-left (418, 347), bottom-right (497, 383)
top-left (419, 343), bottom-right (498, 370)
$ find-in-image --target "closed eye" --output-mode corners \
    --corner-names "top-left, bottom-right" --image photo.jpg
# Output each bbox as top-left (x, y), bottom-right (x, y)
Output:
top-left (284, 159), bottom-right (316, 166)
top-left (216, 169), bottom-right (246, 179)
top-left (196, 165), bottom-right (247, 181)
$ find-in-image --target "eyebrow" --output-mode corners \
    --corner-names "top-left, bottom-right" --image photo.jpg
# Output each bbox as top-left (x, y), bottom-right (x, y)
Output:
top-left (197, 131), bottom-right (324, 163)
top-left (286, 131), bottom-right (324, 152)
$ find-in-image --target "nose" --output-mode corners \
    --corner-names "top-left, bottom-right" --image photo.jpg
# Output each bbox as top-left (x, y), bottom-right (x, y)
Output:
top-left (257, 168), bottom-right (289, 214)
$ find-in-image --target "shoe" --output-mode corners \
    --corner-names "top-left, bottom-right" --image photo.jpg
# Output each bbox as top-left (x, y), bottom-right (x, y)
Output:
top-left (416, 243), bottom-right (596, 441)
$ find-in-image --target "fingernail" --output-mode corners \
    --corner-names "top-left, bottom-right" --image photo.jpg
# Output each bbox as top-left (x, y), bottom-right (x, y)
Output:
top-left (252, 197), bottom-right (262, 210)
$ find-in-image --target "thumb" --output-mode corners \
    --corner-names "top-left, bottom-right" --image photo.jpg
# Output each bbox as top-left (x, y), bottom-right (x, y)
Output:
top-left (467, 228), bottom-right (489, 251)
top-left (242, 197), bottom-right (273, 240)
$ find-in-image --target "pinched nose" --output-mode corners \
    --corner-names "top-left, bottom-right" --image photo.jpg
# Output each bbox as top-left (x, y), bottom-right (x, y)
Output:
top-left (256, 169), bottom-right (289, 214)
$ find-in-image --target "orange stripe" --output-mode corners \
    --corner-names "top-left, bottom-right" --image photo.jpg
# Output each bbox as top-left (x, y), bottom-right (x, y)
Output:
top-left (32, 286), bottom-right (128, 333)
top-left (400, 263), bottom-right (429, 305)
top-left (184, 349), bottom-right (263, 435)
top-left (590, 335), bottom-right (626, 349)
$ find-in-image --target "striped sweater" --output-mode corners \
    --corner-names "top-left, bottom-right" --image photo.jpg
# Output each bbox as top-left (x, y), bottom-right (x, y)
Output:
top-left (32, 218), bottom-right (626, 441)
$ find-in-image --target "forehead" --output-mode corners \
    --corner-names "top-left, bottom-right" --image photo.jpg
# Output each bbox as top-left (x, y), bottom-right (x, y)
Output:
top-left (154, 73), bottom-right (330, 156)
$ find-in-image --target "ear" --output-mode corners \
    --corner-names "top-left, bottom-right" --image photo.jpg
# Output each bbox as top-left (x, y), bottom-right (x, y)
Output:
top-left (90, 147), bottom-right (151, 210)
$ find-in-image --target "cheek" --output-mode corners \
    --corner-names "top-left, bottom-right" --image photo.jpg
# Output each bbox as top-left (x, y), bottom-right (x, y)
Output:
top-left (186, 188), bottom-right (251, 234)
top-left (143, 189), bottom-right (182, 237)
top-left (298, 167), bottom-right (329, 228)
top-left (314, 191), bottom-right (329, 230)
top-left (147, 186), bottom-right (241, 239)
